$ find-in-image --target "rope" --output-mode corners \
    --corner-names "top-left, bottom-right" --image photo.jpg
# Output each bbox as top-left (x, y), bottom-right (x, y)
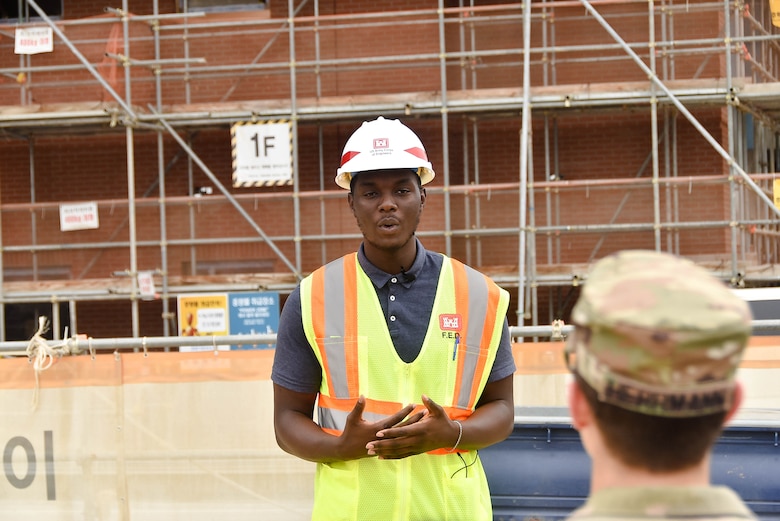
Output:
top-left (551, 319), bottom-right (566, 341)
top-left (25, 316), bottom-right (82, 410)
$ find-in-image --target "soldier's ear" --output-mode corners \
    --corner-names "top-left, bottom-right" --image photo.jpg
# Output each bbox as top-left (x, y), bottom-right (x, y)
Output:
top-left (724, 382), bottom-right (743, 425)
top-left (568, 381), bottom-right (592, 432)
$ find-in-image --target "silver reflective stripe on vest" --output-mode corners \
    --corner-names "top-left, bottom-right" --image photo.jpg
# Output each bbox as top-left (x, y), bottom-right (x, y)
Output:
top-left (318, 407), bottom-right (344, 432)
top-left (322, 257), bottom-right (349, 398)
top-left (319, 405), bottom-right (388, 432)
top-left (457, 265), bottom-right (491, 409)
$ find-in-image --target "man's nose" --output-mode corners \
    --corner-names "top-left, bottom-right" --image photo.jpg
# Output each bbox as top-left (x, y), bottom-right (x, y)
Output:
top-left (378, 193), bottom-right (397, 210)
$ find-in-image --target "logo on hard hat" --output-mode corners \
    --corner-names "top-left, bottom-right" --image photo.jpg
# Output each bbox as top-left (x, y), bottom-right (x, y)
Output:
top-left (373, 138), bottom-right (389, 149)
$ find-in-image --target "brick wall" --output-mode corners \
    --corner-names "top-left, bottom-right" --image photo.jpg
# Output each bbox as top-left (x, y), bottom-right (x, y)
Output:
top-left (0, 107), bottom-right (732, 275)
top-left (0, 1), bottom-right (731, 106)
top-left (0, 1), bottom-right (750, 336)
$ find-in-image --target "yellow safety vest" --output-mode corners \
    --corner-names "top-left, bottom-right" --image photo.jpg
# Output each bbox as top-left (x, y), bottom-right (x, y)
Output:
top-left (300, 252), bottom-right (509, 521)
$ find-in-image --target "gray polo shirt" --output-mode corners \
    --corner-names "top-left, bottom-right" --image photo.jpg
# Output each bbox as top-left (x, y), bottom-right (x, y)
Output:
top-left (271, 239), bottom-right (516, 394)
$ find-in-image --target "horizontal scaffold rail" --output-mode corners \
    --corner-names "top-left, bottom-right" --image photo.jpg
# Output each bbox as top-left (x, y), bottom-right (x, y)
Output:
top-left (3, 320), bottom-right (780, 355)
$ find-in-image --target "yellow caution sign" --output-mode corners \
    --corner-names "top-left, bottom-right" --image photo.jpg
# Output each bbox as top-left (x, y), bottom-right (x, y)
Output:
top-left (772, 0), bottom-right (780, 27)
top-left (774, 179), bottom-right (780, 209)
top-left (177, 294), bottom-right (229, 351)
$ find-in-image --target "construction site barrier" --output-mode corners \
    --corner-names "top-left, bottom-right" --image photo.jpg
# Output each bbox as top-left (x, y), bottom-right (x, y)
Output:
top-left (1, 339), bottom-right (778, 520)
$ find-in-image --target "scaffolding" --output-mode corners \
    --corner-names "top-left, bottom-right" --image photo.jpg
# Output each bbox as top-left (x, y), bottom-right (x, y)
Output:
top-left (1, 0), bottom-right (780, 343)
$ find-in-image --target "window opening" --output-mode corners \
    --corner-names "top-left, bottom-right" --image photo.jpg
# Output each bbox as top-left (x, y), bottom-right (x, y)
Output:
top-left (180, 0), bottom-right (266, 13)
top-left (0, 0), bottom-right (62, 21)
top-left (5, 303), bottom-right (70, 342)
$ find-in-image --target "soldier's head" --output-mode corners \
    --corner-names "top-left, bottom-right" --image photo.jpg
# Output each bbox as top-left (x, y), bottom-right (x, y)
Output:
top-left (565, 250), bottom-right (752, 471)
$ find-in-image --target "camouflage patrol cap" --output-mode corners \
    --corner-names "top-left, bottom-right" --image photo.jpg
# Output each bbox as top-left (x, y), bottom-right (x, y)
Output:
top-left (565, 250), bottom-right (752, 418)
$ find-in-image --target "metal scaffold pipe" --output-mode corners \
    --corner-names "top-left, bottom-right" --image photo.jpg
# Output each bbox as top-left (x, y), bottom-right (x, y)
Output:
top-left (4, 320), bottom-right (780, 354)
top-left (1, 0), bottom-right (779, 335)
top-left (149, 107), bottom-right (303, 280)
top-left (23, 0), bottom-right (137, 120)
top-left (578, 0), bottom-right (780, 221)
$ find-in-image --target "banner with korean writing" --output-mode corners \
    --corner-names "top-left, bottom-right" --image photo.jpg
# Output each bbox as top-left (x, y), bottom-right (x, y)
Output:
top-left (228, 292), bottom-right (280, 349)
top-left (177, 294), bottom-right (230, 351)
top-left (59, 202), bottom-right (99, 231)
top-left (14, 27), bottom-right (53, 55)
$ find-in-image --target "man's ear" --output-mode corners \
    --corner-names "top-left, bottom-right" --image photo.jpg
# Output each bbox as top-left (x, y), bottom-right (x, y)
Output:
top-left (348, 192), bottom-right (355, 214)
top-left (568, 380), bottom-right (593, 432)
top-left (420, 187), bottom-right (426, 207)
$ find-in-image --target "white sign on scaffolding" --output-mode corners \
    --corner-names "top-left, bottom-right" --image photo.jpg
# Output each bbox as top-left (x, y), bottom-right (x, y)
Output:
top-left (59, 202), bottom-right (99, 232)
top-left (137, 271), bottom-right (157, 300)
top-left (231, 120), bottom-right (293, 187)
top-left (14, 27), bottom-right (54, 55)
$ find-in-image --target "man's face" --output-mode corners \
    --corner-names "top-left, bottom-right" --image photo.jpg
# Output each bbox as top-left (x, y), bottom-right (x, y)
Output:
top-left (348, 169), bottom-right (426, 254)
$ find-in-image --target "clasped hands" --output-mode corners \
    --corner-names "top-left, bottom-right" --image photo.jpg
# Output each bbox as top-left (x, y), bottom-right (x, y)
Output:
top-left (338, 394), bottom-right (461, 460)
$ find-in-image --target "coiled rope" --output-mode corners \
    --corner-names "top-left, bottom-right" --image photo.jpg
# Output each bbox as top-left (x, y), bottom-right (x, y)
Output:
top-left (25, 316), bottom-right (82, 410)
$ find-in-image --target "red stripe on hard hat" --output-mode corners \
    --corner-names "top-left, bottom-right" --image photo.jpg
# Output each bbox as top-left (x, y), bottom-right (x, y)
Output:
top-left (340, 150), bottom-right (360, 167)
top-left (405, 147), bottom-right (428, 161)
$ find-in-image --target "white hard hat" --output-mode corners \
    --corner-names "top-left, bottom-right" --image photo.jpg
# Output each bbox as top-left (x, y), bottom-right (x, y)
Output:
top-left (335, 116), bottom-right (436, 190)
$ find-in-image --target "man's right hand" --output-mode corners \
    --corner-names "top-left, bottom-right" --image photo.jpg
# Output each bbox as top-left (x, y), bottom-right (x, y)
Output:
top-left (337, 396), bottom-right (424, 460)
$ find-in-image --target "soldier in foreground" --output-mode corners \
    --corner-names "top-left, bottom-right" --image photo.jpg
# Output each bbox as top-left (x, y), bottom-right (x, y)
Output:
top-left (565, 249), bottom-right (757, 520)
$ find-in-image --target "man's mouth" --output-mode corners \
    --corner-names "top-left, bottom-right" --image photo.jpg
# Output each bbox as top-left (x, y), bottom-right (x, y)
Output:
top-left (378, 218), bottom-right (399, 231)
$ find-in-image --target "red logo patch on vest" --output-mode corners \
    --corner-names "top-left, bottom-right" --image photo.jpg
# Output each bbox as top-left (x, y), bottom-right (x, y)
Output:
top-left (439, 314), bottom-right (462, 331)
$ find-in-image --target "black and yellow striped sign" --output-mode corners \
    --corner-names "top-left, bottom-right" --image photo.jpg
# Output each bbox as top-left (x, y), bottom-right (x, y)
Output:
top-left (231, 120), bottom-right (293, 187)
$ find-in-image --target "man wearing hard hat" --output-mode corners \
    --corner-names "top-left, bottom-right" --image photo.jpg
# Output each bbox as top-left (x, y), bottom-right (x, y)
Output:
top-left (272, 117), bottom-right (516, 520)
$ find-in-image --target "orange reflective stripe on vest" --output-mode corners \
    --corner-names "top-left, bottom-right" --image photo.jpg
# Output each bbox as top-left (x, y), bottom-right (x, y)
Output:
top-left (317, 394), bottom-right (405, 434)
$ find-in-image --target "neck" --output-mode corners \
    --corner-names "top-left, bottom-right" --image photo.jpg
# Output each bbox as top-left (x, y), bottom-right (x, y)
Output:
top-left (362, 240), bottom-right (417, 274)
top-left (590, 454), bottom-right (711, 493)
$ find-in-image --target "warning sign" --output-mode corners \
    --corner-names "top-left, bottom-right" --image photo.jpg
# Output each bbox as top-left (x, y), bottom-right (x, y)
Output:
top-left (229, 292), bottom-right (279, 349)
top-left (231, 120), bottom-right (293, 187)
top-left (137, 271), bottom-right (157, 300)
top-left (177, 294), bottom-right (230, 352)
top-left (15, 27), bottom-right (53, 55)
top-left (59, 202), bottom-right (99, 231)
